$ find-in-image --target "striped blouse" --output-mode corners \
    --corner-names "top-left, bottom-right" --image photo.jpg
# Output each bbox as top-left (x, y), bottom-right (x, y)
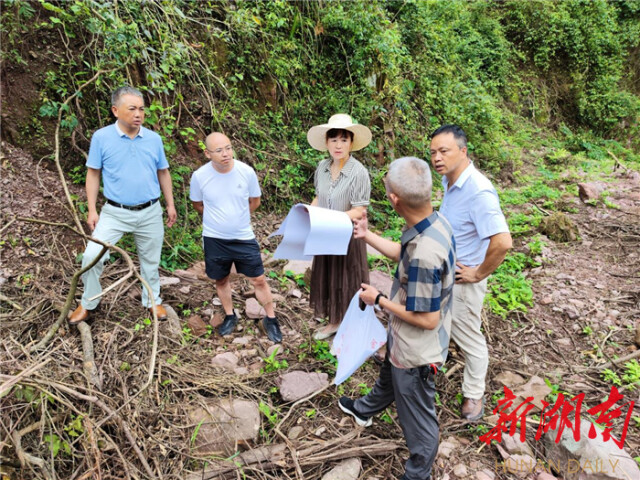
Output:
top-left (314, 156), bottom-right (371, 212)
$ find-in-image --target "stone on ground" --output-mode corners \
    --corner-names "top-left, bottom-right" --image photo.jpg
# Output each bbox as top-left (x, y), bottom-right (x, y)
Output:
top-left (511, 375), bottom-right (552, 412)
top-left (245, 297), bottom-right (265, 319)
top-left (321, 458), bottom-right (361, 480)
top-left (188, 398), bottom-right (260, 456)
top-left (494, 371), bottom-right (526, 389)
top-left (278, 371), bottom-right (329, 402)
top-left (452, 463), bottom-right (468, 477)
top-left (577, 182), bottom-right (604, 202)
top-left (502, 433), bottom-right (535, 457)
top-left (186, 315), bottom-right (208, 337)
top-left (211, 352), bottom-right (239, 370)
top-left (544, 420), bottom-right (640, 480)
top-left (283, 259), bottom-right (312, 276)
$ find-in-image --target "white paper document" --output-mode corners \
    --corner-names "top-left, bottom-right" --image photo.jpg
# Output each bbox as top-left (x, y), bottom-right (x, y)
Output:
top-left (269, 203), bottom-right (353, 260)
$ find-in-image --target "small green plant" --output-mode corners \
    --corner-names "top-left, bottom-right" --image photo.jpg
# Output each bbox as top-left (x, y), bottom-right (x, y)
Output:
top-left (119, 362), bottom-right (131, 371)
top-left (622, 360), bottom-right (640, 389)
top-left (191, 419), bottom-right (204, 446)
top-left (181, 326), bottom-right (194, 344)
top-left (380, 410), bottom-right (394, 424)
top-left (305, 409), bottom-right (316, 418)
top-left (261, 347), bottom-right (289, 374)
top-left (358, 383), bottom-right (372, 396)
top-left (259, 401), bottom-right (279, 426)
top-left (601, 369), bottom-right (622, 386)
top-left (44, 433), bottom-right (71, 458)
top-left (582, 325), bottom-right (593, 336)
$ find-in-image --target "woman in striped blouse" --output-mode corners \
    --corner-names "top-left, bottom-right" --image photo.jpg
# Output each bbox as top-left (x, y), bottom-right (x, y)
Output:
top-left (306, 114), bottom-right (372, 339)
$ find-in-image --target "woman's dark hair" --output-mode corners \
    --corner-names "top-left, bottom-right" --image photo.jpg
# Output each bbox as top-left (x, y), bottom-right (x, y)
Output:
top-left (326, 128), bottom-right (354, 142)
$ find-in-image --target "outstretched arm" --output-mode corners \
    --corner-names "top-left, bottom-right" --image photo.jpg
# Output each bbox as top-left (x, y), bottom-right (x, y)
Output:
top-left (353, 211), bottom-right (401, 262)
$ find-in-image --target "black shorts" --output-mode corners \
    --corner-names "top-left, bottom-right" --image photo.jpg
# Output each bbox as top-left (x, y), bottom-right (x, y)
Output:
top-left (203, 237), bottom-right (265, 280)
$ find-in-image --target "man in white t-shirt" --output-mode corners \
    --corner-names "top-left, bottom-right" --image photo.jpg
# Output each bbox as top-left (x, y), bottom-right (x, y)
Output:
top-left (190, 133), bottom-right (282, 343)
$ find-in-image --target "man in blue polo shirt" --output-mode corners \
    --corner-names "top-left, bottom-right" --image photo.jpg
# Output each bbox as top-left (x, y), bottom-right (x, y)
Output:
top-left (68, 86), bottom-right (176, 325)
top-left (430, 124), bottom-right (512, 421)
top-left (339, 157), bottom-right (456, 480)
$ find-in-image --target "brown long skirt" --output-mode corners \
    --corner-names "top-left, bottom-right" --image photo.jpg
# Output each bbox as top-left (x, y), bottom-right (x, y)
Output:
top-left (310, 236), bottom-right (370, 325)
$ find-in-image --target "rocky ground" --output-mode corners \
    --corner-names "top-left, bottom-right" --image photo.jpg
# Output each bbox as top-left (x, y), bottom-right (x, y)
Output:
top-left (1, 142), bottom-right (639, 480)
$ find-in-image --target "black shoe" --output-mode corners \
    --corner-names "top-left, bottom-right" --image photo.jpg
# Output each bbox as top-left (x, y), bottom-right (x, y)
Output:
top-left (338, 397), bottom-right (372, 427)
top-left (261, 316), bottom-right (282, 343)
top-left (218, 314), bottom-right (238, 336)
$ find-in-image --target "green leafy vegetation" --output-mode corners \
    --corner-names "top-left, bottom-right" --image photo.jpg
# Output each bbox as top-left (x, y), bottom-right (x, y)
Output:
top-left (485, 252), bottom-right (536, 318)
top-left (2, 0), bottom-right (638, 272)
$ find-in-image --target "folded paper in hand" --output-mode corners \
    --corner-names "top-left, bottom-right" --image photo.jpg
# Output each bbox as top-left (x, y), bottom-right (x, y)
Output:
top-left (269, 203), bottom-right (353, 260)
top-left (332, 292), bottom-right (387, 385)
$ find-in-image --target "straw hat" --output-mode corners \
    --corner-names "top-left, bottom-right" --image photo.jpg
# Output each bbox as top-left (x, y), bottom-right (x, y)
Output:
top-left (307, 114), bottom-right (372, 152)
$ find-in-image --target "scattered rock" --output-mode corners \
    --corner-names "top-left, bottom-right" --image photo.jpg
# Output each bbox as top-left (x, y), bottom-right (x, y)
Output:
top-left (283, 260), bottom-right (312, 276)
top-left (174, 261), bottom-right (208, 281)
top-left (278, 371), bottom-right (329, 402)
top-left (503, 454), bottom-right (536, 478)
top-left (502, 434), bottom-right (534, 457)
top-left (540, 295), bottom-right (553, 305)
top-left (187, 315), bottom-right (208, 337)
top-left (211, 352), bottom-right (239, 370)
top-left (554, 338), bottom-right (572, 347)
top-left (267, 344), bottom-right (282, 357)
top-left (544, 420), bottom-right (640, 480)
top-left (437, 438), bottom-right (458, 458)
top-left (314, 426), bottom-right (326, 437)
top-left (577, 182), bottom-right (604, 202)
top-left (161, 304), bottom-right (183, 339)
top-left (232, 336), bottom-right (252, 345)
top-left (233, 367), bottom-right (249, 375)
top-left (494, 371), bottom-right (526, 389)
top-left (245, 298), bottom-right (265, 319)
top-left (288, 426), bottom-right (303, 440)
top-left (452, 463), bottom-right (468, 477)
top-left (564, 306), bottom-right (580, 319)
top-left (476, 469), bottom-right (495, 480)
top-left (159, 276), bottom-right (180, 286)
top-left (537, 473), bottom-right (558, 480)
top-left (179, 286), bottom-right (191, 294)
top-left (188, 398), bottom-right (260, 456)
top-left (511, 375), bottom-right (552, 412)
top-left (321, 458), bottom-right (361, 480)
top-left (209, 313), bottom-right (224, 328)
top-left (289, 288), bottom-right (302, 298)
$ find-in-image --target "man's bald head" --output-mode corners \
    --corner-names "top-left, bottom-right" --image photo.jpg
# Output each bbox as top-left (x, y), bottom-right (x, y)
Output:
top-left (205, 132), bottom-right (231, 150)
top-left (204, 132), bottom-right (234, 173)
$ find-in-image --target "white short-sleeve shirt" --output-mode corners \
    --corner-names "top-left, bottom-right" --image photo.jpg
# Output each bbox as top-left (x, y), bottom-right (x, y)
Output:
top-left (439, 163), bottom-right (509, 267)
top-left (189, 160), bottom-right (261, 240)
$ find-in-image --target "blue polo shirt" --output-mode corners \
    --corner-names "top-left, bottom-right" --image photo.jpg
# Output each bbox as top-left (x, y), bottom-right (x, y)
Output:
top-left (439, 163), bottom-right (509, 267)
top-left (87, 123), bottom-right (169, 205)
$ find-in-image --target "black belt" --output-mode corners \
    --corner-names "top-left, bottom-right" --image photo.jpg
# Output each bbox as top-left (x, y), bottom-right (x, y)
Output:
top-left (106, 198), bottom-right (159, 211)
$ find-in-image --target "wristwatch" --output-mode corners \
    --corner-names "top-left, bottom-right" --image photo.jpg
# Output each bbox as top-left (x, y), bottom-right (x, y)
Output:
top-left (374, 292), bottom-right (387, 311)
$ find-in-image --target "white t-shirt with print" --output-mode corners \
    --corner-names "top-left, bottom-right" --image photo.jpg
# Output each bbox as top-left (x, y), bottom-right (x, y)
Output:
top-left (190, 160), bottom-right (261, 240)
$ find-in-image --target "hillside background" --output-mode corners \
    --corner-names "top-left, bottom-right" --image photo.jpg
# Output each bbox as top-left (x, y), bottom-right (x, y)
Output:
top-left (2, 0), bottom-right (639, 270)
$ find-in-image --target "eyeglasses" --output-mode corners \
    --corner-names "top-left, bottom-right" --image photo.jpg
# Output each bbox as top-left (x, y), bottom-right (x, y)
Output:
top-left (206, 145), bottom-right (233, 155)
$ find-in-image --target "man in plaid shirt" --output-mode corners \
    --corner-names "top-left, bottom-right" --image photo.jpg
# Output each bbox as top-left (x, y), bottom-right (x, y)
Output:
top-left (339, 156), bottom-right (456, 480)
